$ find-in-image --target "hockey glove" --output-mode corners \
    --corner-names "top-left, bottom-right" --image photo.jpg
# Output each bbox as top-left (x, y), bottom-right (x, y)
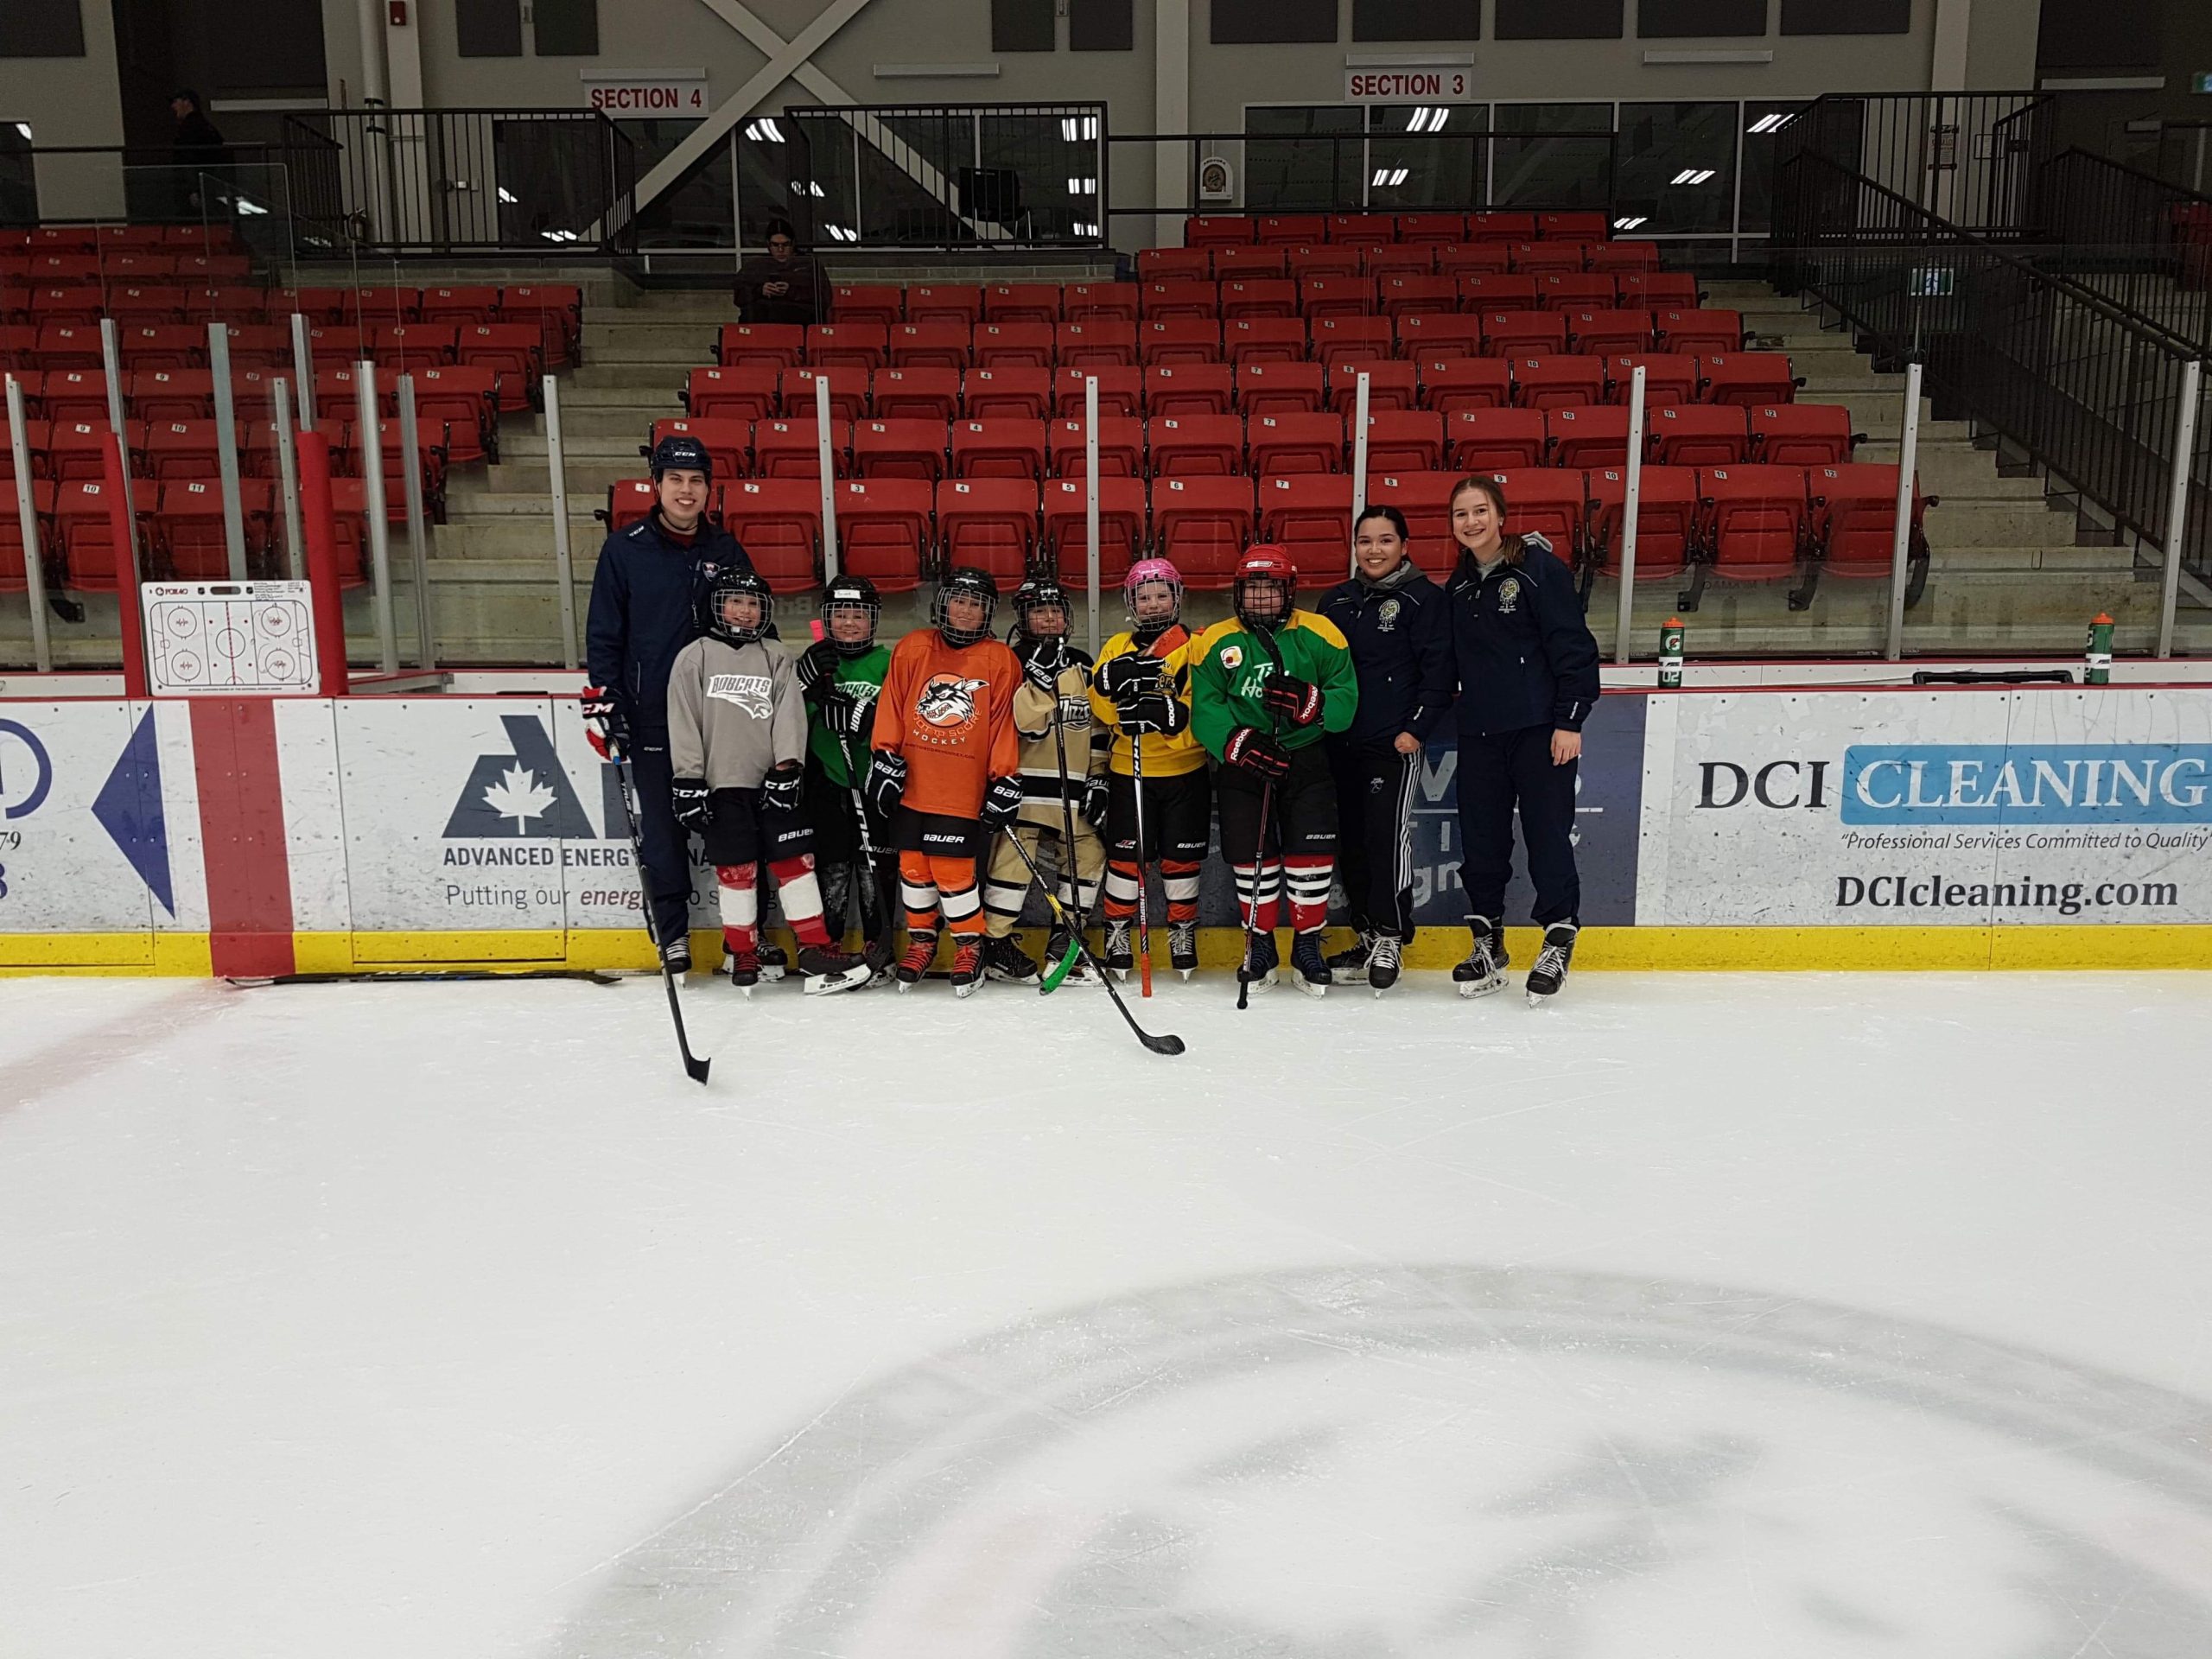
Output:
top-left (1082, 772), bottom-right (1111, 830)
top-left (980, 774), bottom-right (1025, 832)
top-left (671, 778), bottom-right (713, 831)
top-left (1259, 671), bottom-right (1325, 728)
top-left (1120, 693), bottom-right (1186, 736)
top-left (1020, 634), bottom-right (1067, 692)
top-left (1096, 652), bottom-right (1162, 703)
top-left (582, 685), bottom-right (630, 761)
top-left (796, 639), bottom-right (842, 695)
top-left (823, 678), bottom-right (880, 737)
top-left (762, 759), bottom-right (804, 814)
top-left (1224, 726), bottom-right (1292, 783)
top-left (865, 750), bottom-right (906, 820)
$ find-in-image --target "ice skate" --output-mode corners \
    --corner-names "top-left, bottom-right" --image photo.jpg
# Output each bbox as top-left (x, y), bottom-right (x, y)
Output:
top-left (1290, 931), bottom-right (1331, 998)
top-left (1525, 923), bottom-right (1578, 1006)
top-left (1367, 934), bottom-right (1402, 995)
top-left (1103, 918), bottom-right (1135, 981)
top-left (982, 933), bottom-right (1039, 984)
top-left (861, 935), bottom-right (896, 988)
top-left (1169, 920), bottom-right (1198, 980)
top-left (1453, 918), bottom-right (1509, 999)
top-left (1046, 925), bottom-right (1098, 987)
top-left (1236, 929), bottom-right (1279, 991)
top-left (755, 938), bottom-right (787, 982)
top-left (1326, 929), bottom-right (1376, 983)
top-left (950, 938), bottom-right (985, 999)
top-left (895, 930), bottom-right (938, 991)
top-left (727, 950), bottom-right (758, 995)
top-left (798, 944), bottom-right (871, 996)
top-left (660, 937), bottom-right (693, 977)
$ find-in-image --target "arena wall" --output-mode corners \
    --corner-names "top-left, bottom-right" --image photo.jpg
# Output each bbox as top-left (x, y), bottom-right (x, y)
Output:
top-left (3, 682), bottom-right (2206, 976)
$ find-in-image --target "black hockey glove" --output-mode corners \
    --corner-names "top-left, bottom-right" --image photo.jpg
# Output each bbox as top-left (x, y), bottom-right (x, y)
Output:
top-left (1020, 633), bottom-right (1068, 692)
top-left (865, 750), bottom-right (906, 820)
top-left (671, 777), bottom-right (713, 831)
top-left (1259, 671), bottom-right (1324, 728)
top-left (824, 678), bottom-right (880, 737)
top-left (1096, 652), bottom-right (1161, 703)
top-left (980, 774), bottom-right (1025, 831)
top-left (1224, 726), bottom-right (1291, 783)
top-left (762, 759), bottom-right (804, 813)
top-left (1120, 693), bottom-right (1186, 735)
top-left (796, 638), bottom-right (842, 694)
top-left (582, 685), bottom-right (629, 761)
top-left (1082, 772), bottom-right (1110, 830)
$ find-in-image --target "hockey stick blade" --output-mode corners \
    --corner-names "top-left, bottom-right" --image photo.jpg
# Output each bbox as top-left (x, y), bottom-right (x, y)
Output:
top-left (613, 759), bottom-right (712, 1085)
top-left (1003, 831), bottom-right (1184, 1056)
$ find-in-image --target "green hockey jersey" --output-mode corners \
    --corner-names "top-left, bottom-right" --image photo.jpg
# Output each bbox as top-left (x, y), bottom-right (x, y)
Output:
top-left (1188, 610), bottom-right (1359, 760)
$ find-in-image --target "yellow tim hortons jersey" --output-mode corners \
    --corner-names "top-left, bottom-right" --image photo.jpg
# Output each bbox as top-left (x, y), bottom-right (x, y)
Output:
top-left (1088, 622), bottom-right (1206, 779)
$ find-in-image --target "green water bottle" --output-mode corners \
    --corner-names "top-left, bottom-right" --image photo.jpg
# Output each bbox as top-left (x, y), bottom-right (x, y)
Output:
top-left (2084, 612), bottom-right (2113, 686)
top-left (1658, 617), bottom-right (1684, 690)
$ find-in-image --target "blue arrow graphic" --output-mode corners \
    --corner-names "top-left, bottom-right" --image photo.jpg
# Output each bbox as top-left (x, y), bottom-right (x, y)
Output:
top-left (93, 709), bottom-right (173, 917)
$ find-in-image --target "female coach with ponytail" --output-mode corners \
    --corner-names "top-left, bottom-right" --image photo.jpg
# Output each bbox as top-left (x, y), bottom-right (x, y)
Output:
top-left (1440, 474), bottom-right (1601, 1005)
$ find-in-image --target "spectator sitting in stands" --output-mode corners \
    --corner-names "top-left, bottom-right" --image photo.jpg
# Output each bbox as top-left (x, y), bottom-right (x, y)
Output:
top-left (734, 219), bottom-right (821, 326)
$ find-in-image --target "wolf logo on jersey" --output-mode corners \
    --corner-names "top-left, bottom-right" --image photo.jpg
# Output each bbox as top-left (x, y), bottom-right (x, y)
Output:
top-left (917, 672), bottom-right (991, 729)
top-left (705, 672), bottom-right (773, 718)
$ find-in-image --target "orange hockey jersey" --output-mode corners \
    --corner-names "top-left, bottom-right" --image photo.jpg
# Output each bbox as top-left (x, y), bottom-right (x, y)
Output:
top-left (870, 626), bottom-right (1022, 820)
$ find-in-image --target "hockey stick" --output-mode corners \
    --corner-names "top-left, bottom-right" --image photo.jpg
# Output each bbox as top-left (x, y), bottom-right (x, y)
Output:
top-left (1128, 693), bottom-right (1154, 998)
top-left (812, 621), bottom-right (894, 961)
top-left (1234, 620), bottom-right (1285, 1014)
top-left (1039, 658), bottom-right (1086, 993)
top-left (1000, 830), bottom-right (1185, 1056)
top-left (613, 756), bottom-right (711, 1085)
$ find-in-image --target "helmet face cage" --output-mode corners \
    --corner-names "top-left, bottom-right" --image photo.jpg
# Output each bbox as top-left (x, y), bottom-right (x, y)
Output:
top-left (819, 580), bottom-right (880, 658)
top-left (709, 571), bottom-right (771, 644)
top-left (933, 569), bottom-right (998, 647)
top-left (1232, 570), bottom-right (1294, 633)
top-left (1013, 580), bottom-right (1071, 643)
top-left (1123, 560), bottom-right (1184, 627)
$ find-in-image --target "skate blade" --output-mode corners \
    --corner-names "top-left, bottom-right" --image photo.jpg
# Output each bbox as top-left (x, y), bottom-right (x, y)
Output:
top-left (1176, 967), bottom-right (1196, 981)
top-left (953, 979), bottom-right (980, 1000)
top-left (983, 969), bottom-right (1038, 985)
top-left (1455, 974), bottom-right (1506, 999)
top-left (803, 966), bottom-right (872, 996)
top-left (758, 964), bottom-right (787, 982)
top-left (1294, 976), bottom-right (1329, 1000)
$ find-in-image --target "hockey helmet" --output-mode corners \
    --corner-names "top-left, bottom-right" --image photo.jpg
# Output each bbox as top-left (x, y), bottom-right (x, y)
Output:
top-left (650, 433), bottom-right (712, 486)
top-left (1230, 544), bottom-right (1296, 632)
top-left (932, 566), bottom-right (998, 647)
top-left (1009, 576), bottom-right (1071, 643)
top-left (1122, 556), bottom-right (1184, 626)
top-left (707, 566), bottom-right (772, 645)
top-left (819, 573), bottom-right (881, 658)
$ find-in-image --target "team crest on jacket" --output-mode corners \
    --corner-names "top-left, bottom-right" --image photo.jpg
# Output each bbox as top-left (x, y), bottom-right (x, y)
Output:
top-left (1376, 598), bottom-right (1401, 632)
top-left (706, 672), bottom-right (772, 717)
top-left (917, 671), bottom-right (989, 729)
top-left (1496, 575), bottom-right (1522, 613)
top-left (1219, 644), bottom-right (1243, 671)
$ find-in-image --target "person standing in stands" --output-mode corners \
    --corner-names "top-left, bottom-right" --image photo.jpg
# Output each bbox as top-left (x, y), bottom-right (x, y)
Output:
top-left (582, 435), bottom-right (754, 975)
top-left (1440, 474), bottom-right (1600, 1007)
top-left (734, 219), bottom-right (822, 326)
top-left (1316, 504), bottom-right (1453, 995)
top-left (168, 90), bottom-right (232, 215)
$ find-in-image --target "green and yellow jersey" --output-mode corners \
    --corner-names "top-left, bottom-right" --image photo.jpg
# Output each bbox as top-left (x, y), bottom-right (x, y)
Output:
top-left (1188, 609), bottom-right (1359, 760)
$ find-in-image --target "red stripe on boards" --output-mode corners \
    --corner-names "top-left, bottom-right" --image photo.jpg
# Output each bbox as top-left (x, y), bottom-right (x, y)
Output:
top-left (188, 699), bottom-right (296, 978)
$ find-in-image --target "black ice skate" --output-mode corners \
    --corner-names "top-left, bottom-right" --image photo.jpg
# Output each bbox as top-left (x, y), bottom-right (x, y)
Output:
top-left (1169, 920), bottom-right (1198, 979)
top-left (1103, 918), bottom-right (1135, 980)
top-left (1452, 917), bottom-right (1509, 999)
top-left (1237, 929), bottom-right (1279, 991)
top-left (756, 938), bottom-right (788, 982)
top-left (950, 938), bottom-right (985, 999)
top-left (861, 934), bottom-right (896, 988)
top-left (728, 949), bottom-right (759, 995)
top-left (1367, 934), bottom-right (1402, 995)
top-left (982, 933), bottom-right (1039, 983)
top-left (661, 937), bottom-right (693, 976)
top-left (798, 944), bottom-right (871, 996)
top-left (895, 929), bottom-right (938, 991)
top-left (1046, 924), bottom-right (1098, 988)
top-left (1326, 928), bottom-right (1377, 982)
top-left (1524, 923), bottom-right (1578, 1005)
top-left (1289, 931), bottom-right (1332, 998)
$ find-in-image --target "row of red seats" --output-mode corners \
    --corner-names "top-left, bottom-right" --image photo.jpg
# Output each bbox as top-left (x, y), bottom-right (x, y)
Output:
top-left (721, 307), bottom-right (1744, 374)
top-left (0, 475), bottom-right (380, 594)
top-left (645, 405), bottom-right (1855, 486)
top-left (4, 416), bottom-right (453, 518)
top-left (7, 365), bottom-right (505, 463)
top-left (594, 463), bottom-right (1929, 600)
top-left (1135, 241), bottom-right (1656, 284)
top-left (3, 326), bottom-right (543, 413)
top-left (0, 254), bottom-right (251, 287)
top-left (1177, 210), bottom-right (1612, 247)
top-left (3, 225), bottom-right (243, 252)
top-left (687, 353), bottom-right (1800, 424)
top-left (0, 283), bottom-right (288, 326)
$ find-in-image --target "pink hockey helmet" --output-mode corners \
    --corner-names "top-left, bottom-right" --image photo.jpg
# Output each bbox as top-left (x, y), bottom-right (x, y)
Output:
top-left (1122, 556), bottom-right (1184, 623)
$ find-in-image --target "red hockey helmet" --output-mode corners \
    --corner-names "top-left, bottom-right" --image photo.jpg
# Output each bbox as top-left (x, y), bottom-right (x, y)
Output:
top-left (1231, 543), bottom-right (1296, 632)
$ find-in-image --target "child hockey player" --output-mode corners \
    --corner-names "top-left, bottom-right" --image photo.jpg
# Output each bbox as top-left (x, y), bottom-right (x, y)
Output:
top-left (868, 567), bottom-right (1025, 997)
top-left (666, 569), bottom-right (868, 994)
top-left (980, 579), bottom-right (1110, 986)
top-left (1188, 546), bottom-right (1359, 995)
top-left (1090, 558), bottom-right (1208, 981)
top-left (1442, 473), bottom-right (1601, 1005)
top-left (796, 573), bottom-right (898, 985)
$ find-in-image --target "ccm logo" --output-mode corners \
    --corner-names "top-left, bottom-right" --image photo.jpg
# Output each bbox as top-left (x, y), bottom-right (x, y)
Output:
top-left (1696, 760), bottom-right (1832, 810)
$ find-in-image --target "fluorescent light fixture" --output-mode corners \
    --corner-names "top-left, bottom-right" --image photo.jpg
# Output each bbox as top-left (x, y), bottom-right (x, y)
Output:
top-left (1404, 106), bottom-right (1430, 132)
top-left (1746, 111), bottom-right (1790, 135)
top-left (1059, 115), bottom-right (1100, 142)
top-left (237, 199), bottom-right (269, 216)
top-left (497, 186), bottom-right (518, 204)
top-left (539, 229), bottom-right (581, 242)
top-left (12, 123), bottom-right (29, 141)
top-left (1669, 168), bottom-right (1717, 186)
top-left (1373, 167), bottom-right (1411, 188)
top-left (823, 224), bottom-right (857, 243)
top-left (745, 118), bottom-right (786, 143)
top-left (808, 181), bottom-right (824, 198)
top-left (1612, 214), bottom-right (1647, 231)
top-left (1066, 176), bottom-right (1096, 195)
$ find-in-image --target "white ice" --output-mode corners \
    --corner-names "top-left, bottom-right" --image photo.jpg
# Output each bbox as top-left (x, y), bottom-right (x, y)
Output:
top-left (3, 968), bottom-right (2211, 1658)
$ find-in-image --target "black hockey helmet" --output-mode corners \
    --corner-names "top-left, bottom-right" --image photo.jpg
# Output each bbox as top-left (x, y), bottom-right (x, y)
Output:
top-left (932, 566), bottom-right (998, 647)
top-left (819, 572), bottom-right (881, 658)
top-left (650, 433), bottom-right (712, 486)
top-left (707, 566), bottom-right (772, 645)
top-left (1007, 576), bottom-right (1071, 644)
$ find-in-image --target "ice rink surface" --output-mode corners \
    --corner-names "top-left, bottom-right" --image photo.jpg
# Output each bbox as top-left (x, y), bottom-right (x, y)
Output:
top-left (3, 966), bottom-right (2212, 1659)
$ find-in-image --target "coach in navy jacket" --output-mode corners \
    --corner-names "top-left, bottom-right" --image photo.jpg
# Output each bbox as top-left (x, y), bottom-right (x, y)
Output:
top-left (1441, 475), bottom-right (1602, 946)
top-left (583, 436), bottom-right (753, 963)
top-left (1317, 505), bottom-right (1455, 973)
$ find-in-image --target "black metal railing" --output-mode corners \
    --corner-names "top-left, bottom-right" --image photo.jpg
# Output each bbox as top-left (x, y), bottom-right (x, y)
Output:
top-left (2028, 149), bottom-right (2212, 353)
top-left (1781, 92), bottom-right (2053, 238)
top-left (781, 104), bottom-right (1109, 249)
top-left (276, 108), bottom-right (636, 256)
top-left (1777, 145), bottom-right (2211, 584)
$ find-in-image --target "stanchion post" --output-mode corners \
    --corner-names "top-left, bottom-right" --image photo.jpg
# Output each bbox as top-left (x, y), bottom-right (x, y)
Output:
top-left (6, 373), bottom-right (53, 671)
top-left (1885, 359), bottom-right (1925, 663)
top-left (354, 360), bottom-right (398, 672)
top-left (290, 314), bottom-right (317, 430)
top-left (1084, 373), bottom-right (1101, 655)
top-left (296, 429), bottom-right (350, 696)
top-left (1349, 369), bottom-right (1371, 575)
top-left (2156, 357), bottom-right (2202, 660)
top-left (1614, 364), bottom-right (1647, 665)
top-left (271, 377), bottom-right (305, 580)
top-left (396, 373), bottom-right (435, 669)
top-left (206, 321), bottom-right (248, 580)
top-left (100, 427), bottom-right (149, 698)
top-left (99, 319), bottom-right (146, 602)
top-left (542, 373), bottom-right (581, 669)
top-left (815, 372), bottom-right (840, 582)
